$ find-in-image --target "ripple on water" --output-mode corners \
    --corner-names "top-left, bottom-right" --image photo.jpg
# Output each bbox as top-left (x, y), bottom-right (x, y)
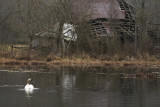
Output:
top-left (46, 89), bottom-right (56, 93)
top-left (0, 70), bottom-right (10, 72)
top-left (0, 85), bottom-right (24, 88)
top-left (18, 88), bottom-right (39, 91)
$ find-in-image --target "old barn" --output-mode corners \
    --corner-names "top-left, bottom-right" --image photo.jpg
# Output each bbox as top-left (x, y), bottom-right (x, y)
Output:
top-left (73, 0), bottom-right (135, 37)
top-left (32, 0), bottom-right (135, 49)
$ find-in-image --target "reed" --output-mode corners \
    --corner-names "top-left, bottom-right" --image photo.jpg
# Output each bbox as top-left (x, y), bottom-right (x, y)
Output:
top-left (0, 51), bottom-right (160, 67)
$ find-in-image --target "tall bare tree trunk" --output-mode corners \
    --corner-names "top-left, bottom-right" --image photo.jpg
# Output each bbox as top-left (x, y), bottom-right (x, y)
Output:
top-left (58, 22), bottom-right (65, 57)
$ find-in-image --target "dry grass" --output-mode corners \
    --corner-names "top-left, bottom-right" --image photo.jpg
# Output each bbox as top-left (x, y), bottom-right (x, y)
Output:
top-left (0, 57), bottom-right (160, 67)
top-left (46, 59), bottom-right (160, 67)
top-left (0, 58), bottom-right (47, 66)
top-left (0, 51), bottom-right (160, 67)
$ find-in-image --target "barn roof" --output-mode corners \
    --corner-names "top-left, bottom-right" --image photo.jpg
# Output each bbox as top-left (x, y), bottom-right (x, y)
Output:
top-left (91, 0), bottom-right (125, 19)
top-left (73, 0), bottom-right (125, 20)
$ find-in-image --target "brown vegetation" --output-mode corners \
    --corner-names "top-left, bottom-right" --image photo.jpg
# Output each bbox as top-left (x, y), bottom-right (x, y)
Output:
top-left (0, 51), bottom-right (160, 68)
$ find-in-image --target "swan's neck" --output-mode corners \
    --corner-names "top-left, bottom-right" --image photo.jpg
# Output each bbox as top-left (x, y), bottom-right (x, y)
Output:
top-left (27, 80), bottom-right (31, 85)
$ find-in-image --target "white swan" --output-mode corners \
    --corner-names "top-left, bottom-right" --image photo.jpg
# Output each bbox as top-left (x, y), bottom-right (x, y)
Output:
top-left (25, 78), bottom-right (34, 94)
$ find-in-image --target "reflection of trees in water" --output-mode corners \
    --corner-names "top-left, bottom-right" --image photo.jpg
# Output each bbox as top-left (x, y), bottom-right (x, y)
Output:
top-left (120, 78), bottom-right (136, 95)
top-left (62, 74), bottom-right (76, 89)
top-left (118, 76), bottom-right (160, 106)
top-left (61, 72), bottom-right (76, 103)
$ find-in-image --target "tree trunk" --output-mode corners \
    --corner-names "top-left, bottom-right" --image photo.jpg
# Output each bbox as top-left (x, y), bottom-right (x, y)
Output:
top-left (58, 22), bottom-right (65, 57)
top-left (29, 36), bottom-right (33, 56)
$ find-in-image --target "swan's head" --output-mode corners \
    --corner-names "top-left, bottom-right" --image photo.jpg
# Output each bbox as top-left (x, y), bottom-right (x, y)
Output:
top-left (27, 78), bottom-right (32, 84)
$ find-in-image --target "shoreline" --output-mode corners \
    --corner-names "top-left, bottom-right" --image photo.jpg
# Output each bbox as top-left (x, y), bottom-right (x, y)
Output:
top-left (0, 58), bottom-right (160, 68)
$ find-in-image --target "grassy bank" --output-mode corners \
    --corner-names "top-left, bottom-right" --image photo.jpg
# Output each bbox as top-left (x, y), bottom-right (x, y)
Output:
top-left (0, 57), bottom-right (160, 68)
top-left (0, 50), bottom-right (160, 67)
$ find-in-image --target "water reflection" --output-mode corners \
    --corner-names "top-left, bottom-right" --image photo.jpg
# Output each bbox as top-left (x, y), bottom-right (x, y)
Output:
top-left (0, 67), bottom-right (160, 107)
top-left (25, 92), bottom-right (33, 100)
top-left (62, 74), bottom-right (76, 103)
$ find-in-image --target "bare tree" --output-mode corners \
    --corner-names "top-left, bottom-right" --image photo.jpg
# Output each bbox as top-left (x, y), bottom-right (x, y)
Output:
top-left (12, 0), bottom-right (43, 54)
top-left (0, 0), bottom-right (15, 48)
top-left (128, 0), bottom-right (154, 55)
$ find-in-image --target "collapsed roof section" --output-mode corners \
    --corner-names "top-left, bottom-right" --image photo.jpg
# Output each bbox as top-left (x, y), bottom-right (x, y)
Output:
top-left (117, 0), bottom-right (135, 21)
top-left (74, 0), bottom-right (135, 37)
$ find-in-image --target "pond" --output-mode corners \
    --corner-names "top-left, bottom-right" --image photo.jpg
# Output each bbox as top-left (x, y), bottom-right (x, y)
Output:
top-left (0, 66), bottom-right (160, 107)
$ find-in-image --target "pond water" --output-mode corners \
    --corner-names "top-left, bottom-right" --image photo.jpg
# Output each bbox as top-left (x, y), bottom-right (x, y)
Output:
top-left (0, 66), bottom-right (160, 107)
